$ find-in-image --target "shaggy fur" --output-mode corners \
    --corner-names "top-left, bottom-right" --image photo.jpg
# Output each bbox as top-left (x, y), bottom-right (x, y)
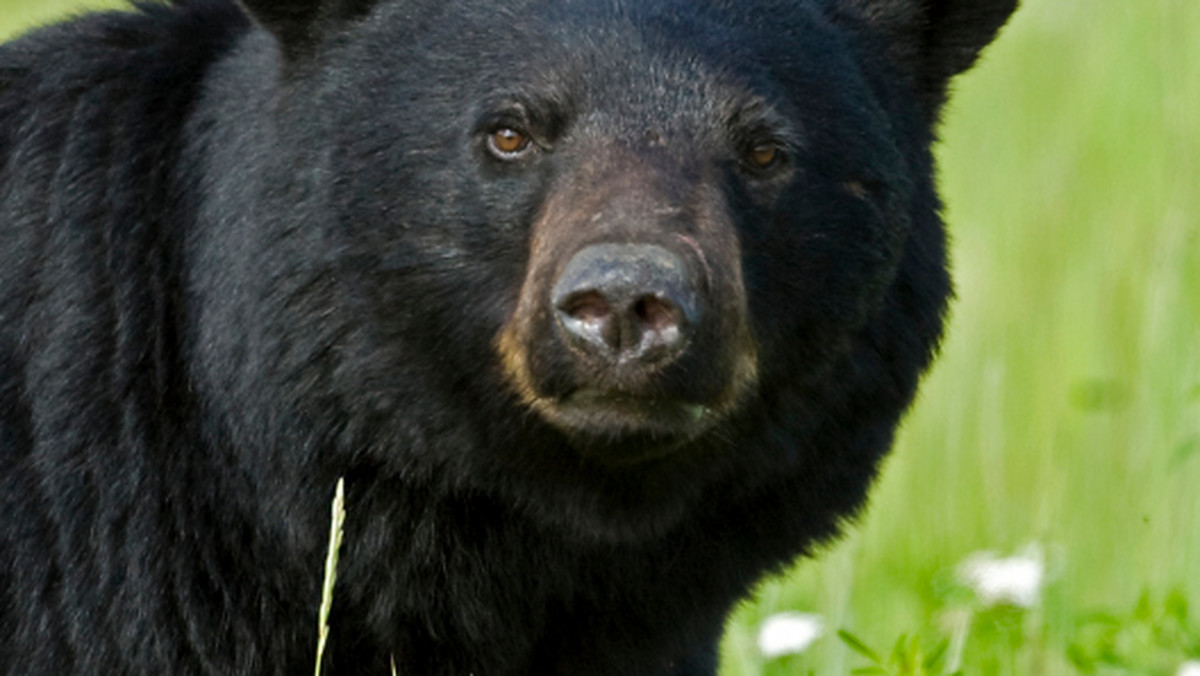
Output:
top-left (0, 0), bottom-right (1015, 673)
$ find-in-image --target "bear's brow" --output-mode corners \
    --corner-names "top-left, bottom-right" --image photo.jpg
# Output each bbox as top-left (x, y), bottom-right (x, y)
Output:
top-left (726, 95), bottom-right (803, 150)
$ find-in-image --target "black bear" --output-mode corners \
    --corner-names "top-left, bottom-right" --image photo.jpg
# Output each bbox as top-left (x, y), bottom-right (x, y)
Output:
top-left (0, 0), bottom-right (1016, 673)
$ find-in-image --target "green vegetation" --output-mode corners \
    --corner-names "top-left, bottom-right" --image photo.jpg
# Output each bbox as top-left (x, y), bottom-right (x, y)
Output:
top-left (0, 0), bottom-right (122, 38)
top-left (314, 479), bottom-right (346, 676)
top-left (2, 0), bottom-right (1195, 673)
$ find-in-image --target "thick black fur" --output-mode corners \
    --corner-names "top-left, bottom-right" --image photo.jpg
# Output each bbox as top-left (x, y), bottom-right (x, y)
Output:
top-left (0, 0), bottom-right (1015, 673)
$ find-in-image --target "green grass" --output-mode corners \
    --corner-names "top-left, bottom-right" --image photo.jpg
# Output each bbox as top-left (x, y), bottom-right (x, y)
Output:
top-left (3, 1), bottom-right (1197, 674)
top-left (314, 479), bottom-right (346, 676)
top-left (0, 0), bottom-right (123, 38)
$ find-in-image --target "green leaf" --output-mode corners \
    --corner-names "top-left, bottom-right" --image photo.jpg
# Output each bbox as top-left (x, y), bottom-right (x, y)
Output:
top-left (889, 633), bottom-right (910, 664)
top-left (839, 630), bottom-right (884, 665)
top-left (892, 634), bottom-right (920, 672)
top-left (923, 638), bottom-right (950, 670)
top-left (1135, 590), bottom-right (1154, 622)
top-left (1165, 589), bottom-right (1190, 623)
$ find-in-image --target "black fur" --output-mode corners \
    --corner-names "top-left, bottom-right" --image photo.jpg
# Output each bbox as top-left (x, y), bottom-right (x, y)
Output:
top-left (0, 0), bottom-right (1015, 673)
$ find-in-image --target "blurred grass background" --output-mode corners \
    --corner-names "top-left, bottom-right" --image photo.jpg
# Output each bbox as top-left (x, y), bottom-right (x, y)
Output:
top-left (0, 0), bottom-right (122, 37)
top-left (2, 0), bottom-right (1196, 673)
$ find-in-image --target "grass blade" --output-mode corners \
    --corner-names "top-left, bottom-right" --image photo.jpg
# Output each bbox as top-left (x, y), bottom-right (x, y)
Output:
top-left (839, 629), bottom-right (883, 665)
top-left (314, 478), bottom-right (347, 676)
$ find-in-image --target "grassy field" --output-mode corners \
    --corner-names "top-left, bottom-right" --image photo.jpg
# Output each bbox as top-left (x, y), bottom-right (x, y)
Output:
top-left (2, 0), bottom-right (1197, 674)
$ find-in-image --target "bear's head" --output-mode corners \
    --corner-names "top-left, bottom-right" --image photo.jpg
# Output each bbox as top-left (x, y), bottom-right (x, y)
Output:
top-left (208, 0), bottom-right (1015, 539)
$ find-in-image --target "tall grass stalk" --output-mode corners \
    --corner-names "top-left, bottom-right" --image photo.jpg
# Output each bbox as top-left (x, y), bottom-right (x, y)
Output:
top-left (314, 478), bottom-right (346, 676)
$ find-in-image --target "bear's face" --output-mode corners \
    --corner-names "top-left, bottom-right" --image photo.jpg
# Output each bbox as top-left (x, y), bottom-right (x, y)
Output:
top-left (311, 1), bottom-right (913, 465)
top-left (212, 0), bottom-right (1015, 537)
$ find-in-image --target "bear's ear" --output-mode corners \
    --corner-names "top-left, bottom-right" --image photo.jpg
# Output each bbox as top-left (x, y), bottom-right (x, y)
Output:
top-left (830, 0), bottom-right (1018, 116)
top-left (238, 0), bottom-right (376, 60)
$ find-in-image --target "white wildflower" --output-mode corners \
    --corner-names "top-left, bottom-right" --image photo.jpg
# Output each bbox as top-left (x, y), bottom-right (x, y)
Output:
top-left (957, 543), bottom-right (1045, 608)
top-left (1177, 661), bottom-right (1200, 676)
top-left (756, 612), bottom-right (823, 658)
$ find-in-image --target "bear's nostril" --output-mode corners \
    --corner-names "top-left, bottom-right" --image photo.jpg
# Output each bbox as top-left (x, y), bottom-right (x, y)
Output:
top-left (557, 290), bottom-right (617, 353)
top-left (562, 291), bottom-right (612, 325)
top-left (633, 295), bottom-right (680, 334)
top-left (630, 294), bottom-right (684, 357)
top-left (551, 244), bottom-right (698, 365)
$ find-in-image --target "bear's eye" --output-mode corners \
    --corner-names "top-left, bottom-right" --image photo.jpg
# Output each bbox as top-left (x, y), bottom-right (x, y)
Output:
top-left (747, 142), bottom-right (782, 170)
top-left (487, 127), bottom-right (533, 159)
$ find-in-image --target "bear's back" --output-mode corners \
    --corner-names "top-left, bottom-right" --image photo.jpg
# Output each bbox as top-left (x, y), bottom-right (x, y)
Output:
top-left (0, 0), bottom-right (248, 371)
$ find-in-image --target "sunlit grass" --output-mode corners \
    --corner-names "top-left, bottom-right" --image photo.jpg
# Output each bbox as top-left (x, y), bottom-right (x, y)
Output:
top-left (314, 479), bottom-right (346, 676)
top-left (0, 0), bottom-right (124, 39)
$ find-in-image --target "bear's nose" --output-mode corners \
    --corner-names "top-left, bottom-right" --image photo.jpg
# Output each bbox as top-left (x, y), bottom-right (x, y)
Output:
top-left (552, 243), bottom-right (699, 365)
